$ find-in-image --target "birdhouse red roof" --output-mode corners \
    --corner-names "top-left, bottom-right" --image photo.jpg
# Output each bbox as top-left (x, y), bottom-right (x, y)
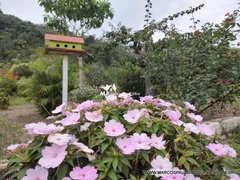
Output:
top-left (45, 34), bottom-right (85, 44)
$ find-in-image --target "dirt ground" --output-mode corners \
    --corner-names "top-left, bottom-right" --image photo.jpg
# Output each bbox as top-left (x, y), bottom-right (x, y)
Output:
top-left (0, 104), bottom-right (47, 163)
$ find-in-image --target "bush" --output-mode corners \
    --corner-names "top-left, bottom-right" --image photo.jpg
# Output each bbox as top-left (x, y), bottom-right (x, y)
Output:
top-left (4, 94), bottom-right (240, 180)
top-left (69, 85), bottom-right (100, 103)
top-left (17, 55), bottom-right (78, 115)
top-left (0, 89), bottom-right (9, 109)
top-left (0, 71), bottom-right (19, 96)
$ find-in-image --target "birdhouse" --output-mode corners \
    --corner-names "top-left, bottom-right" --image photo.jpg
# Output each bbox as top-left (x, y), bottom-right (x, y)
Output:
top-left (45, 34), bottom-right (86, 57)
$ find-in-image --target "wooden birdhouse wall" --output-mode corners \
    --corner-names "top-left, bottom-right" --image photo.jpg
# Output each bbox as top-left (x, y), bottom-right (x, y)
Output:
top-left (48, 41), bottom-right (82, 50)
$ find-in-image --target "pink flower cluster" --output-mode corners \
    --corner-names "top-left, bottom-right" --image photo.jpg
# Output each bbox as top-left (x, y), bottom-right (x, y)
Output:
top-left (116, 133), bottom-right (166, 154)
top-left (25, 122), bottom-right (63, 135)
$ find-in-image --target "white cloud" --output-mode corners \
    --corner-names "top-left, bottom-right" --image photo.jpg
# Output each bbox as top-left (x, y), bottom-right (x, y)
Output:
top-left (1, 0), bottom-right (239, 44)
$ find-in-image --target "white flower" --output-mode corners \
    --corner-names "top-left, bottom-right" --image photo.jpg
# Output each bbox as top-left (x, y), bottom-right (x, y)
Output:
top-left (71, 142), bottom-right (94, 154)
top-left (150, 155), bottom-right (173, 177)
top-left (183, 123), bottom-right (200, 134)
top-left (118, 92), bottom-right (131, 99)
top-left (151, 134), bottom-right (166, 150)
top-left (187, 113), bottom-right (203, 122)
top-left (80, 122), bottom-right (91, 131)
top-left (48, 134), bottom-right (72, 146)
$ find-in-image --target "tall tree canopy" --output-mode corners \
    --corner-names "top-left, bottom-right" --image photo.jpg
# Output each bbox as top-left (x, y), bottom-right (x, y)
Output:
top-left (38, 0), bottom-right (114, 35)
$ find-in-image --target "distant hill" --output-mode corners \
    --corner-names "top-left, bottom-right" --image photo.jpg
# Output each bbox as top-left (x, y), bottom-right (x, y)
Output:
top-left (0, 10), bottom-right (51, 63)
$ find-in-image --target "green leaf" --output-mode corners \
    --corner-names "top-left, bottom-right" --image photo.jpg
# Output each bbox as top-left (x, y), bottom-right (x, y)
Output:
top-left (183, 161), bottom-right (190, 171)
top-left (178, 156), bottom-right (186, 166)
top-left (108, 170), bottom-right (118, 180)
top-left (110, 115), bottom-right (119, 121)
top-left (98, 172), bottom-right (106, 180)
top-left (101, 142), bottom-right (110, 153)
top-left (126, 124), bottom-right (138, 133)
top-left (122, 164), bottom-right (129, 178)
top-left (17, 165), bottom-right (30, 180)
top-left (141, 152), bottom-right (150, 163)
top-left (120, 158), bottom-right (132, 168)
top-left (130, 174), bottom-right (138, 180)
top-left (101, 157), bottom-right (113, 164)
top-left (103, 113), bottom-right (109, 121)
top-left (136, 126), bottom-right (142, 134)
top-left (187, 157), bottom-right (200, 167)
top-left (112, 158), bottom-right (119, 171)
top-left (57, 163), bottom-right (69, 179)
top-left (140, 174), bottom-right (149, 180)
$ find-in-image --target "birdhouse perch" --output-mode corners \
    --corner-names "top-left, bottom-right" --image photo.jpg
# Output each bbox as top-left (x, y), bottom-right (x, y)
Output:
top-left (45, 34), bottom-right (86, 57)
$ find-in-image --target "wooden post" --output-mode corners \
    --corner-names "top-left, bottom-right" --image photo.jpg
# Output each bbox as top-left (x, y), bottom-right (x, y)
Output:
top-left (62, 55), bottom-right (68, 103)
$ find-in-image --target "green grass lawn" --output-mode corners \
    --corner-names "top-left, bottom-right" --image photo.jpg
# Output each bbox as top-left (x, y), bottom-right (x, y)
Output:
top-left (9, 96), bottom-right (31, 106)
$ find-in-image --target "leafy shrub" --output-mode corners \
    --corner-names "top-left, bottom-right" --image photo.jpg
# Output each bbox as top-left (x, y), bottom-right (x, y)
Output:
top-left (4, 94), bottom-right (240, 179)
top-left (0, 71), bottom-right (19, 96)
top-left (0, 89), bottom-right (9, 109)
top-left (69, 85), bottom-right (99, 103)
top-left (17, 55), bottom-right (78, 115)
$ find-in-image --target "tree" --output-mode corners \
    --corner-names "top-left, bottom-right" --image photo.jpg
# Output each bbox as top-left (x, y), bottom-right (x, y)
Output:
top-left (38, 0), bottom-right (114, 35)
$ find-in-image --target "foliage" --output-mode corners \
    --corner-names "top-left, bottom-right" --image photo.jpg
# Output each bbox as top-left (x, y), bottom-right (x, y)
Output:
top-left (11, 63), bottom-right (33, 78)
top-left (38, 0), bottom-right (114, 35)
top-left (4, 95), bottom-right (240, 179)
top-left (0, 88), bottom-right (9, 109)
top-left (69, 85), bottom-right (99, 103)
top-left (0, 71), bottom-right (19, 96)
top-left (104, 4), bottom-right (240, 113)
top-left (0, 12), bottom-right (50, 63)
top-left (17, 53), bottom-right (78, 115)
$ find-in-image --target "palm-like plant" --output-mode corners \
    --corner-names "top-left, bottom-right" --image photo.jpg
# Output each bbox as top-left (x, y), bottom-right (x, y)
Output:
top-left (17, 54), bottom-right (77, 115)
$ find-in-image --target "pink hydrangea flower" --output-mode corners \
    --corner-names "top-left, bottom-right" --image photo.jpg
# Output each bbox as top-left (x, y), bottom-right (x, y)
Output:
top-left (185, 174), bottom-right (201, 180)
top-left (85, 111), bottom-right (103, 122)
top-left (130, 133), bottom-right (151, 150)
top-left (61, 113), bottom-right (80, 126)
top-left (183, 123), bottom-right (200, 134)
top-left (106, 94), bottom-right (117, 102)
top-left (116, 137), bottom-right (136, 154)
top-left (38, 144), bottom-right (67, 168)
top-left (223, 144), bottom-right (237, 157)
top-left (47, 133), bottom-right (72, 146)
top-left (25, 122), bottom-right (64, 135)
top-left (123, 109), bottom-right (142, 124)
top-left (52, 103), bottom-right (66, 114)
top-left (71, 142), bottom-right (94, 154)
top-left (206, 143), bottom-right (228, 156)
top-left (161, 167), bottom-right (185, 180)
top-left (164, 110), bottom-right (183, 126)
top-left (151, 134), bottom-right (166, 150)
top-left (70, 166), bottom-right (98, 180)
top-left (140, 95), bottom-right (154, 103)
top-left (196, 123), bottom-right (214, 136)
top-left (184, 102), bottom-right (197, 111)
top-left (103, 120), bottom-right (126, 137)
top-left (150, 155), bottom-right (173, 177)
top-left (22, 166), bottom-right (48, 180)
top-left (73, 100), bottom-right (99, 112)
top-left (187, 113), bottom-right (203, 122)
top-left (80, 122), bottom-right (91, 131)
top-left (118, 92), bottom-right (132, 99)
